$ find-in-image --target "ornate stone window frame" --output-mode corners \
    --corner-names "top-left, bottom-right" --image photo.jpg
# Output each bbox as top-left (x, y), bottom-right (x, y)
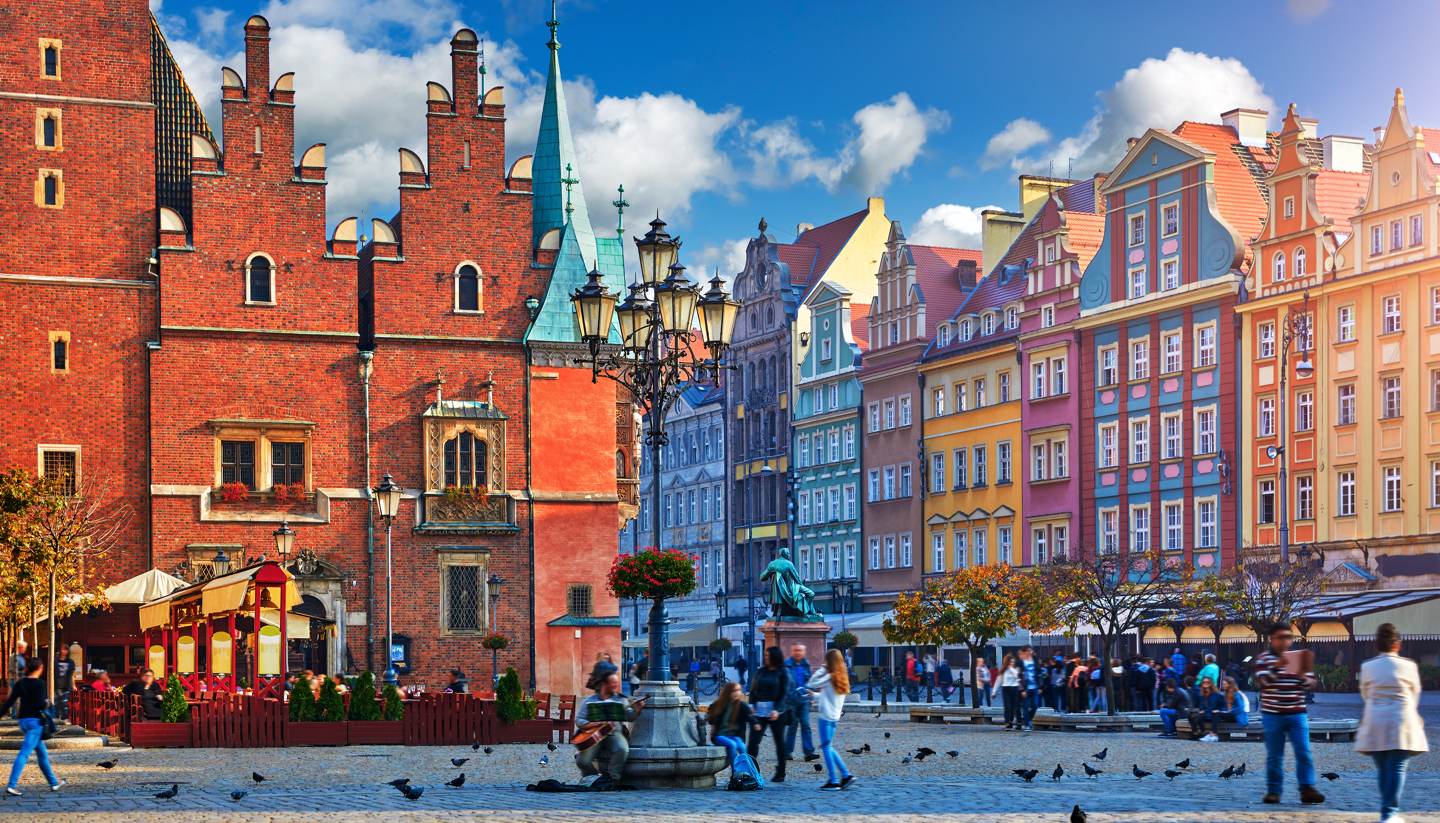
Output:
top-left (208, 418), bottom-right (315, 493)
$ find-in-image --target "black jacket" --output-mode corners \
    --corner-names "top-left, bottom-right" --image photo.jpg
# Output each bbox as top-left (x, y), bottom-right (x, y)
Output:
top-left (122, 680), bottom-right (165, 720)
top-left (1, 677), bottom-right (48, 719)
top-left (747, 665), bottom-right (791, 710)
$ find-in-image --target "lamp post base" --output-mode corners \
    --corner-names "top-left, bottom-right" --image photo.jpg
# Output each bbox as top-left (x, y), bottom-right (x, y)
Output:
top-left (621, 680), bottom-right (727, 788)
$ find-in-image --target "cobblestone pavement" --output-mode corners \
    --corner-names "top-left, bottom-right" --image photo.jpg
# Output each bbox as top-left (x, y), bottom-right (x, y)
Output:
top-left (4, 716), bottom-right (1437, 822)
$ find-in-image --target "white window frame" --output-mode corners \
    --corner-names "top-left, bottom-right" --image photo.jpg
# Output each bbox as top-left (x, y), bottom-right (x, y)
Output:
top-left (1099, 508), bottom-right (1119, 555)
top-left (1098, 422), bottom-right (1118, 468)
top-left (1383, 294), bottom-right (1402, 334)
top-left (1338, 305), bottom-right (1356, 341)
top-left (1196, 498), bottom-right (1218, 549)
top-left (1258, 322), bottom-right (1276, 358)
top-left (1128, 265), bottom-right (1148, 300)
top-left (1195, 406), bottom-right (1217, 455)
top-left (1129, 417), bottom-right (1150, 463)
top-left (1383, 465), bottom-right (1403, 512)
top-left (453, 260), bottom-right (484, 314)
top-left (1161, 257), bottom-right (1180, 291)
top-left (1099, 344), bottom-right (1118, 387)
top-left (1195, 322), bottom-right (1217, 368)
top-left (1161, 411), bottom-right (1182, 459)
top-left (244, 252), bottom-right (277, 306)
top-left (1162, 202), bottom-right (1179, 237)
top-left (1163, 500), bottom-right (1183, 552)
top-left (1128, 212), bottom-right (1146, 247)
top-left (1130, 504), bottom-right (1150, 553)
top-left (1130, 339), bottom-right (1149, 381)
top-left (1337, 470), bottom-right (1356, 516)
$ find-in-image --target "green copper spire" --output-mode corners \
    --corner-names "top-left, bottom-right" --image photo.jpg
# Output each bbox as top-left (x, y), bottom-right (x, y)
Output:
top-left (612, 184), bottom-right (629, 236)
top-left (532, 0), bottom-right (597, 268)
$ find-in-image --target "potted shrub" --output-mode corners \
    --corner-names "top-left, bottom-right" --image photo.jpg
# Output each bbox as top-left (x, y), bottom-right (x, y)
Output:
top-left (831, 630), bottom-right (859, 652)
top-left (382, 683), bottom-right (405, 721)
top-left (708, 638), bottom-right (732, 654)
top-left (492, 667), bottom-right (550, 743)
top-left (130, 674), bottom-right (192, 748)
top-left (287, 675), bottom-right (348, 746)
top-left (347, 672), bottom-right (401, 745)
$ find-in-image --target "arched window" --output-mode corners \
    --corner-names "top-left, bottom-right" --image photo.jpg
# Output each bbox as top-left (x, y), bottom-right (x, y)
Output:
top-left (960, 318), bottom-right (972, 340)
top-left (444, 431), bottom-right (488, 488)
top-left (1294, 246), bottom-right (1307, 277)
top-left (246, 254), bottom-right (274, 304)
top-left (41, 114), bottom-right (57, 148)
top-left (456, 263), bottom-right (481, 312)
top-left (766, 306), bottom-right (775, 327)
top-left (1272, 251), bottom-right (1286, 283)
top-left (43, 45), bottom-right (59, 78)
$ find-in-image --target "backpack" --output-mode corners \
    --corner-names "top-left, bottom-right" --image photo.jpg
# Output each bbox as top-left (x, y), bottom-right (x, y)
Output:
top-left (726, 751), bottom-right (765, 791)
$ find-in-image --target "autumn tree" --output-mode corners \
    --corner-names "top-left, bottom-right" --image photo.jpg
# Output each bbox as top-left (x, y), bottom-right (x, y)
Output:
top-left (1043, 549), bottom-right (1193, 715)
top-left (1192, 545), bottom-right (1326, 642)
top-left (883, 564), bottom-right (1058, 706)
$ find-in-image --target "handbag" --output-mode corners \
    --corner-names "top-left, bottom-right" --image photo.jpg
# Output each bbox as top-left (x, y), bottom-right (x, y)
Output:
top-left (40, 708), bottom-right (57, 741)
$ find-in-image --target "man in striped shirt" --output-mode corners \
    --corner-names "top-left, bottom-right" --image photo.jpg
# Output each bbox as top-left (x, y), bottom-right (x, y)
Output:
top-left (1253, 623), bottom-right (1324, 805)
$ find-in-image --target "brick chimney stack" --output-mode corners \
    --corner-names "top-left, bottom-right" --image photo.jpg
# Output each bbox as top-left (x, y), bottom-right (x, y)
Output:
top-left (244, 15), bottom-right (270, 100)
top-left (450, 29), bottom-right (479, 116)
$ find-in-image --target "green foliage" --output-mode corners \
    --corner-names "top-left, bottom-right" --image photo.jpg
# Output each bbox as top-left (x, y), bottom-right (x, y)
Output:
top-left (481, 632), bottom-right (509, 651)
top-left (288, 675), bottom-right (316, 722)
top-left (348, 671), bottom-right (382, 720)
top-left (1314, 663), bottom-right (1354, 692)
top-left (831, 630), bottom-right (858, 651)
top-left (316, 675), bottom-right (346, 722)
top-left (708, 637), bottom-right (733, 653)
top-left (160, 674), bottom-right (190, 723)
top-left (382, 683), bottom-right (405, 721)
top-left (495, 667), bottom-right (536, 724)
top-left (1420, 663), bottom-right (1440, 691)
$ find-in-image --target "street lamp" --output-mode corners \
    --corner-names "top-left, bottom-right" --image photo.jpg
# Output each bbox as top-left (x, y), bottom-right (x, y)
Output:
top-left (1265, 293), bottom-right (1312, 565)
top-left (373, 473), bottom-right (403, 683)
top-left (830, 579), bottom-right (853, 633)
top-left (273, 520), bottom-right (295, 566)
top-left (570, 212), bottom-right (736, 782)
top-left (211, 547), bottom-right (231, 577)
top-left (487, 573), bottom-right (504, 685)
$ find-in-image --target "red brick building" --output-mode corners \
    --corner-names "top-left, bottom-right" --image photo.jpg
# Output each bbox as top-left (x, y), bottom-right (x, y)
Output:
top-left (2, 3), bottom-right (624, 692)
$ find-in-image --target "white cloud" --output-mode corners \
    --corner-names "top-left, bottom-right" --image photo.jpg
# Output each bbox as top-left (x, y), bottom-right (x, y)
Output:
top-left (194, 8), bottom-right (233, 44)
top-left (746, 92), bottom-right (946, 195)
top-left (688, 237), bottom-right (750, 282)
top-left (1286, 0), bottom-right (1330, 21)
top-left (258, 0), bottom-right (460, 43)
top-left (910, 203), bottom-right (1001, 250)
top-left (1003, 48), bottom-right (1275, 177)
top-left (980, 117), bottom-right (1050, 170)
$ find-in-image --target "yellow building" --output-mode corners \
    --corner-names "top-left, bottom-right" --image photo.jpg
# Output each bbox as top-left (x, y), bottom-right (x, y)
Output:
top-left (1239, 90), bottom-right (1440, 590)
top-left (919, 258), bottom-right (1027, 576)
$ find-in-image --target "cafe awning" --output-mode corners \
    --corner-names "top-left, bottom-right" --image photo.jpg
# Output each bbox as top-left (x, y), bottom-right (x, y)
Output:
top-left (105, 569), bottom-right (188, 605)
top-left (202, 565), bottom-right (301, 617)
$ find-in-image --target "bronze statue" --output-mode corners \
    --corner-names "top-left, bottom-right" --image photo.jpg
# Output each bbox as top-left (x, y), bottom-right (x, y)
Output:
top-left (759, 547), bottom-right (822, 621)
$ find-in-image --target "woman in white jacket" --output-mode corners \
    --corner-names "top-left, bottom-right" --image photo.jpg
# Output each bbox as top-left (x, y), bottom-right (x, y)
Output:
top-left (1356, 622), bottom-right (1429, 823)
top-left (806, 649), bottom-right (855, 791)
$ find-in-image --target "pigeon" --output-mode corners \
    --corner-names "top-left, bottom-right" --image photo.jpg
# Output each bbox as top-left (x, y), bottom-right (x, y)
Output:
top-left (446, 774), bottom-right (465, 788)
top-left (901, 755), bottom-right (912, 765)
top-left (252, 772), bottom-right (266, 783)
top-left (916, 746), bottom-right (936, 758)
top-left (862, 743), bottom-right (871, 752)
top-left (1164, 769), bottom-right (1182, 780)
top-left (1082, 762), bottom-right (1103, 778)
top-left (472, 741), bottom-right (481, 751)
top-left (1218, 764), bottom-right (1236, 780)
top-left (96, 760), bottom-right (117, 769)
top-left (1013, 768), bottom-right (1039, 782)
top-left (1052, 763), bottom-right (1064, 781)
top-left (847, 747), bottom-right (865, 756)
top-left (154, 784), bottom-right (179, 800)
top-left (1093, 747), bottom-right (1108, 760)
top-left (946, 750), bottom-right (959, 758)
top-left (884, 732), bottom-right (891, 739)
top-left (483, 747), bottom-right (494, 755)
top-left (539, 754), bottom-right (549, 767)
top-left (547, 742), bottom-right (558, 752)
top-left (400, 785), bottom-right (424, 800)
top-left (813, 764), bottom-right (823, 773)
top-left (450, 758), bottom-right (469, 767)
top-left (1175, 758), bottom-right (1190, 769)
top-left (872, 712), bottom-right (882, 719)
top-left (1321, 772), bottom-right (1340, 781)
top-left (230, 790), bottom-right (247, 801)
top-left (1071, 804), bottom-right (1088, 823)
top-left (1132, 764), bottom-right (1152, 779)
top-left (387, 778), bottom-right (411, 788)
top-left (1236, 763), bottom-right (1247, 777)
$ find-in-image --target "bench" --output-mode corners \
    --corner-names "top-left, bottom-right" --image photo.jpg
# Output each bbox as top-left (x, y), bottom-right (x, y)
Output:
top-left (909, 706), bottom-right (1007, 724)
top-left (1032, 712), bottom-right (1163, 733)
top-left (1176, 718), bottom-right (1358, 742)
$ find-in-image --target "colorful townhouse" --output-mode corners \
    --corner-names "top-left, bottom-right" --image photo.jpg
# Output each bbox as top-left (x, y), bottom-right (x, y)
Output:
top-left (724, 201), bottom-right (888, 642)
top-left (919, 254), bottom-right (1024, 577)
top-left (860, 221), bottom-right (980, 608)
top-left (1076, 110), bottom-right (1269, 572)
top-left (1240, 91), bottom-right (1440, 590)
top-left (1017, 179), bottom-right (1106, 566)
top-left (793, 281), bottom-right (868, 616)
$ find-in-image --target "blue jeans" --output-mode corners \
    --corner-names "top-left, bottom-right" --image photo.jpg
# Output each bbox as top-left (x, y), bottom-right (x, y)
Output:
top-left (1158, 708), bottom-right (1179, 734)
top-left (817, 718), bottom-right (850, 783)
top-left (715, 734), bottom-right (746, 767)
top-left (1020, 690), bottom-right (1038, 728)
top-left (784, 699), bottom-right (814, 756)
top-left (7, 716), bottom-right (58, 789)
top-left (1089, 684), bottom-right (1107, 713)
top-left (1370, 750), bottom-right (1415, 821)
top-left (1261, 712), bottom-right (1316, 795)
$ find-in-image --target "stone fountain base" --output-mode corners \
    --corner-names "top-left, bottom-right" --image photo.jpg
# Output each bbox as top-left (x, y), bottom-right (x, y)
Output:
top-left (621, 680), bottom-right (727, 788)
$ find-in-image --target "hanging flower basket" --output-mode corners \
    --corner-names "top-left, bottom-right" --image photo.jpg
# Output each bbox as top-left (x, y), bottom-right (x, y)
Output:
top-left (481, 633), bottom-right (509, 651)
top-left (607, 549), bottom-right (697, 601)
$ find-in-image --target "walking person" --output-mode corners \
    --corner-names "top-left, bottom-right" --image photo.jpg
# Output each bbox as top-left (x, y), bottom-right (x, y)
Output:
top-left (807, 649), bottom-right (855, 790)
top-left (974, 657), bottom-right (992, 707)
top-left (994, 654), bottom-right (1020, 729)
top-left (3, 659), bottom-right (63, 796)
top-left (746, 646), bottom-right (792, 783)
top-left (782, 644), bottom-right (818, 762)
top-left (1017, 646), bottom-right (1040, 731)
top-left (935, 659), bottom-right (954, 703)
top-left (1356, 623), bottom-right (1428, 823)
top-left (705, 682), bottom-right (753, 769)
top-left (903, 652), bottom-right (921, 702)
top-left (1254, 623), bottom-right (1324, 805)
top-left (1087, 658), bottom-right (1107, 713)
top-left (52, 646), bottom-right (75, 723)
top-left (733, 654), bottom-right (748, 690)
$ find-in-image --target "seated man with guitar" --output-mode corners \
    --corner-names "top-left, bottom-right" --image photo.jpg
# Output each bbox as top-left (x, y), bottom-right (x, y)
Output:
top-left (574, 672), bottom-right (646, 788)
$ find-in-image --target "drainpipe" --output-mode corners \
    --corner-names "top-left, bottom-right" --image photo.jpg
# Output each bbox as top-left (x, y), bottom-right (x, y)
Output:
top-left (524, 352), bottom-right (537, 690)
top-left (359, 349), bottom-right (375, 672)
top-left (145, 251), bottom-right (161, 571)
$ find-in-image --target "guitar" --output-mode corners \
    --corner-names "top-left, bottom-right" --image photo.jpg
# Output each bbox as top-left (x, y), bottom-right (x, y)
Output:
top-left (572, 696), bottom-right (646, 751)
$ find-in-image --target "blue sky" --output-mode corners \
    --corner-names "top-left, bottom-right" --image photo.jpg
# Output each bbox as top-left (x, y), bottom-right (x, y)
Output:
top-left (151, 0), bottom-right (1440, 275)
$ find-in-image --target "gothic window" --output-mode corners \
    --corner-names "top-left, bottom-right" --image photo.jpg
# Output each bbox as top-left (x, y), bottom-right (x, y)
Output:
top-left (271, 441), bottom-right (305, 487)
top-left (221, 440), bottom-right (256, 489)
top-left (36, 169), bottom-right (62, 208)
top-left (441, 559), bottom-right (485, 634)
top-left (444, 431), bottom-right (488, 488)
top-left (41, 41), bottom-right (60, 78)
top-left (455, 263), bottom-right (481, 312)
top-left (246, 253), bottom-right (274, 304)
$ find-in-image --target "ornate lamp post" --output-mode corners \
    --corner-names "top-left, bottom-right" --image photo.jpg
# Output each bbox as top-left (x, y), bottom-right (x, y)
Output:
top-left (830, 579), bottom-right (852, 633)
top-left (372, 474), bottom-right (404, 683)
top-left (487, 573), bottom-right (504, 684)
top-left (570, 215), bottom-right (738, 787)
top-left (212, 547), bottom-right (232, 577)
top-left (1263, 293), bottom-right (1313, 565)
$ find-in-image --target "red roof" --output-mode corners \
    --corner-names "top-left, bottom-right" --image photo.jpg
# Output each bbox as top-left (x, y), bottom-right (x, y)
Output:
top-left (849, 303), bottom-right (871, 351)
top-left (1313, 169), bottom-right (1369, 234)
top-left (910, 244), bottom-right (982, 334)
top-left (1171, 122), bottom-right (1269, 245)
top-left (774, 208), bottom-right (869, 291)
top-left (1064, 211), bottom-right (1107, 269)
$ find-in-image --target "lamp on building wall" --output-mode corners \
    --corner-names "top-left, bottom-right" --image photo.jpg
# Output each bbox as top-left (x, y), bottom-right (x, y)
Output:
top-left (373, 473), bottom-right (403, 683)
top-left (212, 548), bottom-right (232, 577)
top-left (273, 520), bottom-right (296, 565)
top-left (524, 295), bottom-right (541, 320)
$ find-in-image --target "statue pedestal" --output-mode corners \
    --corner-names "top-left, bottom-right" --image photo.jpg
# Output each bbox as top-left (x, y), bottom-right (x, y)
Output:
top-left (762, 620), bottom-right (832, 668)
top-left (621, 680), bottom-right (728, 788)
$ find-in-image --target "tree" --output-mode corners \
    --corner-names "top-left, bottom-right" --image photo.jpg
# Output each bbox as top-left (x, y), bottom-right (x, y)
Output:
top-left (883, 564), bottom-right (1058, 705)
top-left (316, 675), bottom-right (347, 722)
top-left (289, 676), bottom-right (316, 721)
top-left (1043, 549), bottom-right (1194, 716)
top-left (160, 674), bottom-right (191, 723)
top-left (1191, 545), bottom-right (1326, 642)
top-left (348, 671), bottom-right (382, 720)
top-left (495, 666), bottom-right (535, 724)
top-left (381, 683), bottom-right (405, 721)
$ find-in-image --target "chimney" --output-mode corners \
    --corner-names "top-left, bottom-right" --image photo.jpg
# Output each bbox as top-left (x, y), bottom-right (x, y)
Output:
top-left (450, 29), bottom-right (479, 116)
top-left (1221, 108), bottom-right (1269, 148)
top-left (243, 15), bottom-right (270, 100)
top-left (957, 259), bottom-right (978, 290)
top-left (796, 222), bottom-right (814, 236)
top-left (1374, 125), bottom-right (1386, 145)
top-left (1322, 135), bottom-right (1366, 173)
top-left (1298, 117), bottom-right (1319, 139)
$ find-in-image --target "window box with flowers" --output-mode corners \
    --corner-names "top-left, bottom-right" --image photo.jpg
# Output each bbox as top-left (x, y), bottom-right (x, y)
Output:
top-left (211, 482), bottom-right (316, 514)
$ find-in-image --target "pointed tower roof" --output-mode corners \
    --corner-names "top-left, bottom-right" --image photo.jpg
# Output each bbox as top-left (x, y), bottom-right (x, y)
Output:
top-left (533, 1), bottom-right (598, 269)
